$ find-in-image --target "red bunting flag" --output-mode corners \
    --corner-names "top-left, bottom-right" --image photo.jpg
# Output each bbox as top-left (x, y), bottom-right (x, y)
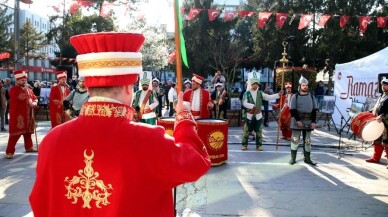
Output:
top-left (168, 51), bottom-right (176, 64)
top-left (100, 2), bottom-right (114, 18)
top-left (20, 0), bottom-right (33, 4)
top-left (377, 16), bottom-right (388, 28)
top-left (0, 52), bottom-right (10, 60)
top-left (69, 3), bottom-right (79, 14)
top-left (180, 7), bottom-right (185, 15)
top-left (187, 8), bottom-right (203, 21)
top-left (318, 14), bottom-right (331, 27)
top-left (359, 16), bottom-right (372, 33)
top-left (340, 15), bottom-right (350, 28)
top-left (239, 11), bottom-right (255, 18)
top-left (208, 9), bottom-right (221, 21)
top-left (276, 13), bottom-right (288, 27)
top-left (258, 12), bottom-right (272, 28)
top-left (298, 14), bottom-right (313, 29)
top-left (224, 11), bottom-right (238, 22)
top-left (78, 0), bottom-right (96, 7)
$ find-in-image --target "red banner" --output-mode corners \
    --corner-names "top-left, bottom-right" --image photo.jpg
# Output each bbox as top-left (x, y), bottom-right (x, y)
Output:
top-left (224, 11), bottom-right (237, 22)
top-left (239, 11), bottom-right (255, 18)
top-left (318, 14), bottom-right (331, 27)
top-left (258, 12), bottom-right (272, 28)
top-left (340, 15), bottom-right (350, 28)
top-left (298, 14), bottom-right (313, 30)
top-left (377, 16), bottom-right (388, 28)
top-left (187, 8), bottom-right (203, 21)
top-left (208, 9), bottom-right (221, 22)
top-left (276, 13), bottom-right (288, 27)
top-left (359, 16), bottom-right (372, 33)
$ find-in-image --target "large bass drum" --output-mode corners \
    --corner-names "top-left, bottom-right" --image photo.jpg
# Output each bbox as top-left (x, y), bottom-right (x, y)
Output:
top-left (196, 119), bottom-right (228, 166)
top-left (157, 117), bottom-right (175, 136)
top-left (350, 112), bottom-right (384, 142)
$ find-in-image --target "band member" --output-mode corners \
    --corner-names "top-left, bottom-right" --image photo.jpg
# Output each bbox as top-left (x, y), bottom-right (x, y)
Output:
top-left (183, 74), bottom-right (214, 119)
top-left (365, 78), bottom-right (388, 168)
top-left (152, 78), bottom-right (164, 117)
top-left (63, 76), bottom-right (89, 118)
top-left (49, 70), bottom-right (70, 128)
top-left (5, 70), bottom-right (38, 159)
top-left (289, 76), bottom-right (318, 165)
top-left (184, 79), bottom-right (191, 92)
top-left (211, 82), bottom-right (228, 119)
top-left (30, 32), bottom-right (211, 217)
top-left (241, 72), bottom-right (281, 151)
top-left (132, 72), bottom-right (159, 125)
top-left (279, 82), bottom-right (293, 140)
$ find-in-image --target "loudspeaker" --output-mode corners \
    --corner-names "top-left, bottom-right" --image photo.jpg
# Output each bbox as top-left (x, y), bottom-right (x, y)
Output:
top-left (56, 65), bottom-right (73, 80)
top-left (378, 73), bottom-right (388, 93)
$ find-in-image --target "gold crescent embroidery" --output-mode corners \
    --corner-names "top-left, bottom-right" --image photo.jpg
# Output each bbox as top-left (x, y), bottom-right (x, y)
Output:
top-left (65, 150), bottom-right (113, 209)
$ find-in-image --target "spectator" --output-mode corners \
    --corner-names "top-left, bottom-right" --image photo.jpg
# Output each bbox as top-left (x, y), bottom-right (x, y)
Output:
top-left (314, 81), bottom-right (325, 110)
top-left (32, 82), bottom-right (41, 98)
top-left (152, 78), bottom-right (164, 117)
top-left (168, 82), bottom-right (177, 117)
top-left (211, 70), bottom-right (226, 85)
top-left (63, 76), bottom-right (89, 118)
top-left (0, 81), bottom-right (7, 131)
top-left (3, 78), bottom-right (12, 125)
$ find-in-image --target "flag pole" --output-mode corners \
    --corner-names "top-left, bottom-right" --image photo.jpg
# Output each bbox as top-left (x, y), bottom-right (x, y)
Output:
top-left (174, 0), bottom-right (183, 92)
top-left (276, 41), bottom-right (289, 151)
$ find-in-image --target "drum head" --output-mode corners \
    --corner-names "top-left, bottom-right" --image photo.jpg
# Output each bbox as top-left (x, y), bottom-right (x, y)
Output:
top-left (196, 118), bottom-right (226, 123)
top-left (361, 120), bottom-right (384, 142)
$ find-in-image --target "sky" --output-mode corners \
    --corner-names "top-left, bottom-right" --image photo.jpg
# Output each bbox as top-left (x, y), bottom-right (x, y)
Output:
top-left (6, 0), bottom-right (174, 30)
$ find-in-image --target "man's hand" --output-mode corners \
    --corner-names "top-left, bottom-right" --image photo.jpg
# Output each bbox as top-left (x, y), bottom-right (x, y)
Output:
top-left (296, 121), bottom-right (304, 128)
top-left (278, 90), bottom-right (284, 95)
top-left (376, 115), bottom-right (383, 123)
top-left (175, 91), bottom-right (190, 113)
top-left (311, 122), bottom-right (317, 129)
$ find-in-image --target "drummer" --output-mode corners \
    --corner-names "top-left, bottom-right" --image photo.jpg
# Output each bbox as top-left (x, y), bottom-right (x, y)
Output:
top-left (365, 78), bottom-right (388, 168)
top-left (183, 74), bottom-right (214, 119)
top-left (289, 76), bottom-right (318, 165)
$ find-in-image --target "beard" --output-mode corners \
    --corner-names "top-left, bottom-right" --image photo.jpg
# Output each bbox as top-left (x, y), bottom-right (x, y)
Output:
top-left (142, 86), bottom-right (148, 91)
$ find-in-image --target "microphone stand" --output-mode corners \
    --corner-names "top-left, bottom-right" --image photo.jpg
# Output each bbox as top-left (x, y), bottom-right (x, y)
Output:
top-left (337, 115), bottom-right (353, 159)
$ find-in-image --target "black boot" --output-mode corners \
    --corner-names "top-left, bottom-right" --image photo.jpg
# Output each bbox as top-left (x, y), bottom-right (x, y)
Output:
top-left (289, 150), bottom-right (297, 165)
top-left (304, 151), bottom-right (317, 166)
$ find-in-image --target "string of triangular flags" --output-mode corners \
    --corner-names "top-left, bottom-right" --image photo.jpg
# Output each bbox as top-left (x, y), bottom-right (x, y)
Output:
top-left (186, 8), bottom-right (388, 33)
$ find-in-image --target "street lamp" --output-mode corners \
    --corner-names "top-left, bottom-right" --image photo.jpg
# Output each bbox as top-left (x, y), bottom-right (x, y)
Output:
top-left (14, 0), bottom-right (20, 70)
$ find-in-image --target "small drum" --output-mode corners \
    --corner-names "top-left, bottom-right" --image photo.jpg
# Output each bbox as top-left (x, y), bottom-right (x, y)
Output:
top-left (350, 112), bottom-right (384, 142)
top-left (196, 119), bottom-right (228, 166)
top-left (157, 117), bottom-right (175, 136)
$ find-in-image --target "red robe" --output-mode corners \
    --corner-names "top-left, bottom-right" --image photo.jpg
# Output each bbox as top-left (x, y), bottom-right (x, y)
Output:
top-left (9, 85), bottom-right (37, 136)
top-left (279, 93), bottom-right (292, 139)
top-left (183, 88), bottom-right (212, 119)
top-left (30, 101), bottom-right (211, 217)
top-left (49, 84), bottom-right (70, 128)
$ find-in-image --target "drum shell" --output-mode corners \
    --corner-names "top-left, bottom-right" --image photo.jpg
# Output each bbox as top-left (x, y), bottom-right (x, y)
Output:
top-left (157, 117), bottom-right (175, 136)
top-left (196, 119), bottom-right (228, 166)
top-left (350, 112), bottom-right (384, 142)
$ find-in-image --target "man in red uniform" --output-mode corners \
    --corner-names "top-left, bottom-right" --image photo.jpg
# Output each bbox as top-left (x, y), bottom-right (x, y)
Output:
top-left (279, 82), bottom-right (293, 140)
top-left (5, 70), bottom-right (38, 159)
top-left (183, 74), bottom-right (213, 119)
top-left (29, 32), bottom-right (211, 217)
top-left (49, 70), bottom-right (70, 128)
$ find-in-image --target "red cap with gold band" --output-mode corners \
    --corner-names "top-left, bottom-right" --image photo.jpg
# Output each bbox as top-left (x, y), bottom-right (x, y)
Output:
top-left (70, 32), bottom-right (145, 87)
top-left (192, 73), bottom-right (204, 84)
top-left (56, 70), bottom-right (67, 80)
top-left (13, 70), bottom-right (28, 80)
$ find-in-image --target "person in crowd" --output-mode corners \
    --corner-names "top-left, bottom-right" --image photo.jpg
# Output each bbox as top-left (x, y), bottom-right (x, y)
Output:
top-left (5, 70), bottom-right (38, 159)
top-left (314, 80), bottom-right (325, 111)
top-left (152, 78), bottom-right (164, 117)
top-left (241, 72), bottom-right (282, 151)
top-left (132, 73), bottom-right (159, 125)
top-left (0, 81), bottom-right (7, 131)
top-left (63, 76), bottom-right (89, 118)
top-left (29, 32), bottom-right (211, 217)
top-left (184, 79), bottom-right (191, 92)
top-left (289, 76), bottom-right (318, 165)
top-left (365, 78), bottom-right (388, 168)
top-left (211, 82), bottom-right (228, 119)
top-left (168, 82), bottom-right (178, 117)
top-left (164, 80), bottom-right (172, 109)
top-left (211, 70), bottom-right (226, 85)
top-left (183, 74), bottom-right (214, 119)
top-left (277, 82), bottom-right (293, 141)
top-left (262, 85), bottom-right (272, 127)
top-left (32, 82), bottom-right (41, 98)
top-left (3, 78), bottom-right (12, 125)
top-left (49, 70), bottom-right (71, 128)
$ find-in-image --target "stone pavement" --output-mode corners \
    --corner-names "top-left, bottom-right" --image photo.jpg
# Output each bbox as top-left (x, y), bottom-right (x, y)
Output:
top-left (0, 118), bottom-right (388, 217)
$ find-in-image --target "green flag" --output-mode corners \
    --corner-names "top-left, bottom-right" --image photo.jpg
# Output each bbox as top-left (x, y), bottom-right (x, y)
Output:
top-left (175, 0), bottom-right (189, 68)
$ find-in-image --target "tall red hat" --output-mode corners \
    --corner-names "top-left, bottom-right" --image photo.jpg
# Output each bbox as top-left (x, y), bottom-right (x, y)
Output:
top-left (13, 70), bottom-right (28, 80)
top-left (192, 73), bottom-right (204, 84)
top-left (70, 32), bottom-right (145, 87)
top-left (56, 70), bottom-right (67, 80)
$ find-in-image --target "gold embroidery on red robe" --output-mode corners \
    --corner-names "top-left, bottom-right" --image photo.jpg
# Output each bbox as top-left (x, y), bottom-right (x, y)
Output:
top-left (65, 150), bottom-right (113, 209)
top-left (17, 115), bottom-right (24, 129)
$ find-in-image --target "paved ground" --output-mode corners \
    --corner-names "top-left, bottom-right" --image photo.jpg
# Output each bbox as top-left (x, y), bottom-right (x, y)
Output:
top-left (1, 116), bottom-right (388, 217)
